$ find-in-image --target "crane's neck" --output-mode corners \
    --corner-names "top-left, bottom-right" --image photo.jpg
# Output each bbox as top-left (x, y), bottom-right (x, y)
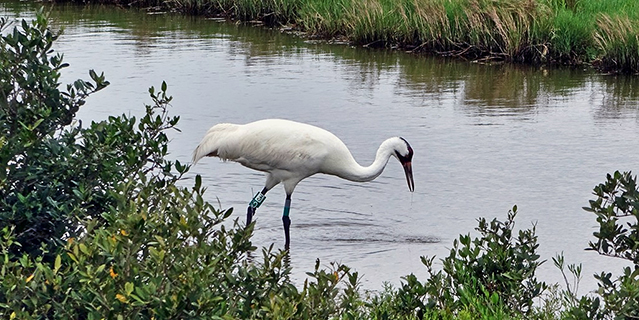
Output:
top-left (335, 138), bottom-right (397, 182)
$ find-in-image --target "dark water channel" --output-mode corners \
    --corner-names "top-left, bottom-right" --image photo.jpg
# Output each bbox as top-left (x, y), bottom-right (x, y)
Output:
top-left (3, 1), bottom-right (639, 291)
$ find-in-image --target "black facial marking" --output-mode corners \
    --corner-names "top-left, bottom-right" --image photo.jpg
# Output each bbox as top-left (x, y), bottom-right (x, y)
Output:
top-left (397, 137), bottom-right (413, 161)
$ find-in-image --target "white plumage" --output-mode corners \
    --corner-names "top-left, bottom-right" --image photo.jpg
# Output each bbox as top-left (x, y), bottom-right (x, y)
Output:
top-left (192, 119), bottom-right (414, 249)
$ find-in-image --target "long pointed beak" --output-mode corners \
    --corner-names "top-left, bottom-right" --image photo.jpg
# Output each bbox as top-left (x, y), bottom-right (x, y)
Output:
top-left (402, 161), bottom-right (414, 192)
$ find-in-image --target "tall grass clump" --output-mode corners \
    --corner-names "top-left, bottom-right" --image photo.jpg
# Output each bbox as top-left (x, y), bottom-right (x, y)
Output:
top-left (546, 7), bottom-right (594, 63)
top-left (299, 0), bottom-right (556, 62)
top-left (296, 0), bottom-right (356, 37)
top-left (347, 0), bottom-right (388, 45)
top-left (593, 14), bottom-right (639, 73)
top-left (569, 0), bottom-right (639, 71)
top-left (396, 0), bottom-right (451, 49)
top-left (207, 0), bottom-right (303, 24)
top-left (447, 0), bottom-right (552, 61)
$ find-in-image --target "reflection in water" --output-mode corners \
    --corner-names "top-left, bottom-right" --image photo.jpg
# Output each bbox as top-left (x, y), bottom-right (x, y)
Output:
top-left (2, 0), bottom-right (639, 291)
top-left (598, 76), bottom-right (639, 119)
top-left (462, 65), bottom-right (543, 112)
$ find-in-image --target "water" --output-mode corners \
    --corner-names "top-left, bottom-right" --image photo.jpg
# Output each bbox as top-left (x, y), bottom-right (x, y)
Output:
top-left (2, 1), bottom-right (639, 292)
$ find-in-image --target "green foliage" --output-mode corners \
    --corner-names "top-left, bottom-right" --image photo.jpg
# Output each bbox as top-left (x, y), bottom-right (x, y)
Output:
top-left (0, 9), bottom-right (111, 258)
top-left (549, 253), bottom-right (606, 320)
top-left (593, 14), bottom-right (639, 73)
top-left (0, 199), bottom-right (364, 319)
top-left (1, 180), bottom-right (265, 319)
top-left (582, 171), bottom-right (639, 319)
top-left (0, 168), bottom-right (365, 318)
top-left (437, 206), bottom-right (547, 316)
top-left (363, 207), bottom-right (548, 319)
top-left (585, 171), bottom-right (639, 265)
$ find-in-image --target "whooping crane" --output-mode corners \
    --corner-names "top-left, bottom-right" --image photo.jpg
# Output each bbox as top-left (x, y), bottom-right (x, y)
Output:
top-left (192, 119), bottom-right (414, 249)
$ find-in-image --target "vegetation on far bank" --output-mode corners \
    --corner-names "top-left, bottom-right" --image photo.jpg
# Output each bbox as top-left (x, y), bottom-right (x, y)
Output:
top-left (45, 0), bottom-right (639, 73)
top-left (2, 11), bottom-right (639, 319)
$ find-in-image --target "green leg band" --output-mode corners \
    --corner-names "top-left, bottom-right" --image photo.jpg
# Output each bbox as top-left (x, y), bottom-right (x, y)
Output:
top-left (249, 192), bottom-right (266, 209)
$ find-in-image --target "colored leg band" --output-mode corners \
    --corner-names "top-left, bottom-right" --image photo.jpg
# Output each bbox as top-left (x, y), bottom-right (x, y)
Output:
top-left (249, 192), bottom-right (266, 209)
top-left (283, 198), bottom-right (291, 217)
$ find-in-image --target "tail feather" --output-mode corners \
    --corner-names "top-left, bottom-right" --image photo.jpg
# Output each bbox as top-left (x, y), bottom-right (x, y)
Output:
top-left (192, 123), bottom-right (239, 164)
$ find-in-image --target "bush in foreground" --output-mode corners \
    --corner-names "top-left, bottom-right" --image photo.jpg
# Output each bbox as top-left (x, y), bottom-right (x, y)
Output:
top-left (0, 10), bottom-right (110, 259)
top-left (581, 171), bottom-right (639, 319)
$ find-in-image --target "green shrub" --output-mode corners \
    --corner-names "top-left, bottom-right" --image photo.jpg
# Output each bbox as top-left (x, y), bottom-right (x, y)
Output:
top-left (0, 9), bottom-right (274, 318)
top-left (0, 177), bottom-right (274, 318)
top-left (582, 171), bottom-right (639, 319)
top-left (434, 206), bottom-right (546, 316)
top-left (364, 206), bottom-right (547, 319)
top-left (0, 9), bottom-right (110, 259)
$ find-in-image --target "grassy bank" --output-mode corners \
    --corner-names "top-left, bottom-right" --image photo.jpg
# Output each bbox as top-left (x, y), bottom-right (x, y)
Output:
top-left (49, 0), bottom-right (639, 73)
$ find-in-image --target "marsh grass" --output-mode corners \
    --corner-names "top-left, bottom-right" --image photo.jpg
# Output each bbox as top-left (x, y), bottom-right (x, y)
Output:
top-left (164, 0), bottom-right (301, 23)
top-left (594, 14), bottom-right (639, 73)
top-left (53, 0), bottom-right (639, 71)
top-left (547, 8), bottom-right (593, 63)
top-left (290, 0), bottom-right (638, 68)
top-left (296, 0), bottom-right (354, 37)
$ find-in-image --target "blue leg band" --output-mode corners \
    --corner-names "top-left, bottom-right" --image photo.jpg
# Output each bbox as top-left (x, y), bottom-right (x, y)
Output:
top-left (283, 198), bottom-right (291, 217)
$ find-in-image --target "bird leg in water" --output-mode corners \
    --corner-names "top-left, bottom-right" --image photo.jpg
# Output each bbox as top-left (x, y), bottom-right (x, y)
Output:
top-left (283, 195), bottom-right (291, 250)
top-left (247, 187), bottom-right (268, 225)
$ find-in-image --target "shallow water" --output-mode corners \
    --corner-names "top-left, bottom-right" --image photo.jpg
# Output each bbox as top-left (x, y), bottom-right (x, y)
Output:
top-left (2, 1), bottom-right (639, 291)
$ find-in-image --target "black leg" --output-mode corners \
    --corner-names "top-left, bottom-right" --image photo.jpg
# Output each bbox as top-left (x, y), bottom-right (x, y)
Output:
top-left (283, 215), bottom-right (291, 250)
top-left (246, 187), bottom-right (269, 226)
top-left (247, 206), bottom-right (255, 225)
top-left (283, 195), bottom-right (291, 250)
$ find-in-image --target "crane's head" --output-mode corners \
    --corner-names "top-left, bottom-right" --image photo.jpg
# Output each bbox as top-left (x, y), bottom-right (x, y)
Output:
top-left (394, 137), bottom-right (414, 192)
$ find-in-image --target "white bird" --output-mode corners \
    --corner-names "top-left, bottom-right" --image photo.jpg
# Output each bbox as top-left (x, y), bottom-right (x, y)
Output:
top-left (192, 119), bottom-right (414, 249)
